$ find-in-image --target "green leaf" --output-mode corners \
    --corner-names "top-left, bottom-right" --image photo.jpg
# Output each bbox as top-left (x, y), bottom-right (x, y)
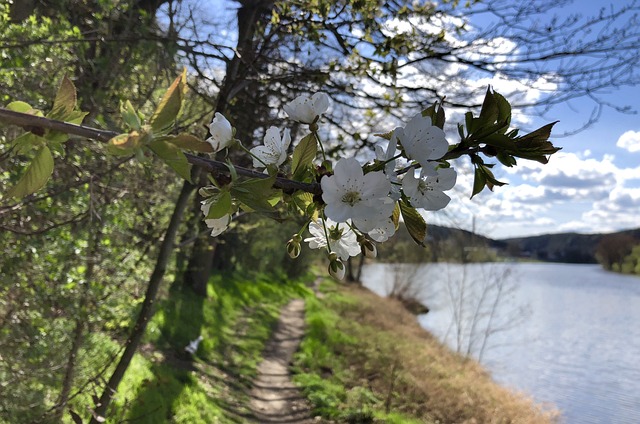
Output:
top-left (48, 76), bottom-right (77, 120)
top-left (421, 102), bottom-right (446, 129)
top-left (291, 190), bottom-right (314, 212)
top-left (494, 91), bottom-right (511, 127)
top-left (392, 202), bottom-right (401, 230)
top-left (107, 132), bottom-right (142, 156)
top-left (148, 139), bottom-right (192, 182)
top-left (5, 145), bottom-right (54, 199)
top-left (7, 101), bottom-right (34, 114)
top-left (399, 200), bottom-right (427, 246)
top-left (205, 191), bottom-right (232, 219)
top-left (167, 134), bottom-right (213, 153)
top-left (121, 100), bottom-right (142, 130)
top-left (471, 166), bottom-right (486, 198)
top-left (232, 176), bottom-right (277, 213)
top-left (479, 87), bottom-right (499, 124)
top-left (11, 132), bottom-right (45, 155)
top-left (150, 70), bottom-right (186, 132)
top-left (291, 134), bottom-right (317, 177)
top-left (496, 151), bottom-right (517, 167)
top-left (373, 130), bottom-right (394, 140)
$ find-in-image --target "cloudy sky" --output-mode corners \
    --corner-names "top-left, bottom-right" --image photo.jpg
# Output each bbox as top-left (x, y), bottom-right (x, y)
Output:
top-left (177, 0), bottom-right (638, 239)
top-left (425, 1), bottom-right (640, 239)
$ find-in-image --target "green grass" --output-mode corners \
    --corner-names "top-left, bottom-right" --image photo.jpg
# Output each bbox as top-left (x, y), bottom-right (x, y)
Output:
top-left (292, 279), bottom-right (557, 424)
top-left (293, 283), bottom-right (425, 423)
top-left (81, 271), bottom-right (313, 424)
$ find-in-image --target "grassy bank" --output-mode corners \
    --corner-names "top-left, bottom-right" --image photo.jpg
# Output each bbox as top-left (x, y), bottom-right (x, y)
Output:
top-left (80, 273), bottom-right (557, 423)
top-left (294, 280), bottom-right (559, 423)
top-left (94, 272), bottom-right (312, 423)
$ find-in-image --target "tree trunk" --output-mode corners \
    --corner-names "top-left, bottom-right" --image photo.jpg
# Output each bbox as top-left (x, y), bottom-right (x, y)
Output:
top-left (183, 1), bottom-right (272, 293)
top-left (90, 180), bottom-right (194, 423)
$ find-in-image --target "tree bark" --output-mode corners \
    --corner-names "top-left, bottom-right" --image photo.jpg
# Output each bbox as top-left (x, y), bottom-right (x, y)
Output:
top-left (90, 180), bottom-right (195, 423)
top-left (183, 1), bottom-right (273, 293)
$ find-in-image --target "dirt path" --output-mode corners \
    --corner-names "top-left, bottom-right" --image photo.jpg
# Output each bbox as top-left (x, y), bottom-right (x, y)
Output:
top-left (249, 299), bottom-right (316, 423)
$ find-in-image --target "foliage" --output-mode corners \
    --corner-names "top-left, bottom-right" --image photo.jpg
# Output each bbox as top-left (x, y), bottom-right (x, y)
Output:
top-left (595, 233), bottom-right (639, 271)
top-left (614, 244), bottom-right (640, 275)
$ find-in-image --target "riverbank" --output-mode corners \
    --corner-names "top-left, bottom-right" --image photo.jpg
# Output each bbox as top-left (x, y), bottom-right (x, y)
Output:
top-left (84, 272), bottom-right (557, 423)
top-left (294, 280), bottom-right (558, 423)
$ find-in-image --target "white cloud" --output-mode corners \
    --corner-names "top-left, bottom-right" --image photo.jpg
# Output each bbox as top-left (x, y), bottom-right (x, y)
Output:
top-left (616, 130), bottom-right (640, 153)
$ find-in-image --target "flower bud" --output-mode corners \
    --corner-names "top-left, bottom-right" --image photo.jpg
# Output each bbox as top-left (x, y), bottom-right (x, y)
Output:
top-left (328, 253), bottom-right (345, 280)
top-left (286, 238), bottom-right (301, 259)
top-left (357, 234), bottom-right (377, 259)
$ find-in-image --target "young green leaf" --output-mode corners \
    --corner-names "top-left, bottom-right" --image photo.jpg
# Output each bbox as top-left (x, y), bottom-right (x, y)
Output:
top-left (7, 101), bottom-right (36, 114)
top-left (148, 139), bottom-right (192, 182)
top-left (479, 87), bottom-right (499, 124)
top-left (121, 100), bottom-right (142, 130)
top-left (167, 134), bottom-right (214, 153)
top-left (291, 133), bottom-right (317, 177)
top-left (107, 132), bottom-right (142, 156)
top-left (149, 69), bottom-right (186, 133)
top-left (205, 191), bottom-right (232, 219)
top-left (399, 200), bottom-right (427, 246)
top-left (48, 76), bottom-right (77, 121)
top-left (5, 145), bottom-right (54, 199)
top-left (471, 166), bottom-right (486, 198)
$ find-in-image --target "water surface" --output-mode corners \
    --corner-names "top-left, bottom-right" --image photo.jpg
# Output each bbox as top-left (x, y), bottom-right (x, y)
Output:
top-left (361, 262), bottom-right (640, 424)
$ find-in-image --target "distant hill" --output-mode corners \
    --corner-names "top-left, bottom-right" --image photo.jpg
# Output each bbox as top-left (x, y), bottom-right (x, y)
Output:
top-left (378, 223), bottom-right (640, 264)
top-left (501, 228), bottom-right (640, 263)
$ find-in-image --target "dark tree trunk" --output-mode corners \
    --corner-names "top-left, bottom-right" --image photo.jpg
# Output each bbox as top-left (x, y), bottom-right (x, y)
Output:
top-left (183, 1), bottom-right (273, 294)
top-left (90, 180), bottom-right (195, 423)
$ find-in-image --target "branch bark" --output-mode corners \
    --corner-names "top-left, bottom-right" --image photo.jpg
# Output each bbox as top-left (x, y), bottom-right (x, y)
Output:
top-left (0, 108), bottom-right (322, 196)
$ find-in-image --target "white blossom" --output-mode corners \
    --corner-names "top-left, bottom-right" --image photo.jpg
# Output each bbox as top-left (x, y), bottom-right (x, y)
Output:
top-left (304, 218), bottom-right (360, 261)
top-left (205, 215), bottom-right (231, 237)
top-left (283, 92), bottom-right (330, 124)
top-left (321, 157), bottom-right (394, 224)
top-left (394, 112), bottom-right (448, 175)
top-left (375, 140), bottom-right (402, 200)
top-left (402, 167), bottom-right (457, 211)
top-left (206, 112), bottom-right (234, 152)
top-left (250, 126), bottom-right (291, 168)
top-left (201, 201), bottom-right (232, 237)
top-left (366, 218), bottom-right (396, 243)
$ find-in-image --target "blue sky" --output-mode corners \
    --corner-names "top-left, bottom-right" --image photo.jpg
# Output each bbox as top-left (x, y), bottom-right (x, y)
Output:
top-left (426, 1), bottom-right (640, 238)
top-left (167, 0), bottom-right (639, 239)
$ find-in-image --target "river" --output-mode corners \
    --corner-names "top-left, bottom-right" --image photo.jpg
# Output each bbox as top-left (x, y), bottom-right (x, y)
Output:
top-left (361, 262), bottom-right (640, 424)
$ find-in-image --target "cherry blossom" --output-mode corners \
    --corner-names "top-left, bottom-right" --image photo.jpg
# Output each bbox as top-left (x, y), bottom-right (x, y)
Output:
top-left (250, 126), bottom-right (291, 168)
top-left (304, 218), bottom-right (360, 260)
top-left (201, 201), bottom-right (232, 237)
top-left (205, 215), bottom-right (231, 237)
top-left (394, 112), bottom-right (448, 175)
top-left (321, 157), bottom-right (394, 224)
top-left (283, 92), bottom-right (330, 124)
top-left (402, 167), bottom-right (457, 211)
top-left (206, 112), bottom-right (234, 152)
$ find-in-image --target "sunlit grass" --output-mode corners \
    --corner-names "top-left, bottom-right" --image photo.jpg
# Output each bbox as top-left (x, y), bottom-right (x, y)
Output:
top-left (293, 279), bottom-right (559, 423)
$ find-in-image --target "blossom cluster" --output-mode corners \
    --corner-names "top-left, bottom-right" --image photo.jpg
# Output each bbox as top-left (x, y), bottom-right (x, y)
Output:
top-left (201, 92), bottom-right (456, 279)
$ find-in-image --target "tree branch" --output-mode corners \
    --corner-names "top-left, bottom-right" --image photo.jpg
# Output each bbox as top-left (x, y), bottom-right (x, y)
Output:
top-left (0, 108), bottom-right (322, 196)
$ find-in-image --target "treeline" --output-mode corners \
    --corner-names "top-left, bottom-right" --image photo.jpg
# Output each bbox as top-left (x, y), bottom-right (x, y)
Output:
top-left (595, 232), bottom-right (640, 276)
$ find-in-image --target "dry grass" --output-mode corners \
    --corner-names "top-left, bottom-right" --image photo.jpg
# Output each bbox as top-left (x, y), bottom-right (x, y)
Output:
top-left (327, 284), bottom-right (559, 423)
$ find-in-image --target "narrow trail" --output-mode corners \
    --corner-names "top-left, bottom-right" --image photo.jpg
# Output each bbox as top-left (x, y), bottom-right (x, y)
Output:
top-left (249, 299), bottom-right (316, 423)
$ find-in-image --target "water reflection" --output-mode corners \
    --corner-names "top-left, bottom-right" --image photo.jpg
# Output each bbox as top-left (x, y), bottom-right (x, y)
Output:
top-left (361, 262), bottom-right (640, 424)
